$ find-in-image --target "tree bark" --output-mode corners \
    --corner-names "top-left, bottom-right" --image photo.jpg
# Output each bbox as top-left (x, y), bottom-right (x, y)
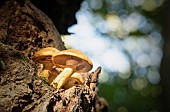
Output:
top-left (0, 0), bottom-right (66, 58)
top-left (0, 0), bottom-right (108, 112)
top-left (160, 0), bottom-right (170, 112)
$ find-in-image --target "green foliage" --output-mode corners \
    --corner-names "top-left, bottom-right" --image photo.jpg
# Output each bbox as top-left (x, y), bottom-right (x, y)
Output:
top-left (98, 76), bottom-right (161, 112)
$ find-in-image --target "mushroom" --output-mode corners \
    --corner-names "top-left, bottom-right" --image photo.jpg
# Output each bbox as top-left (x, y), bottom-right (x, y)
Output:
top-left (32, 47), bottom-right (59, 79)
top-left (48, 67), bottom-right (63, 83)
top-left (50, 49), bottom-right (93, 89)
top-left (62, 72), bottom-right (85, 89)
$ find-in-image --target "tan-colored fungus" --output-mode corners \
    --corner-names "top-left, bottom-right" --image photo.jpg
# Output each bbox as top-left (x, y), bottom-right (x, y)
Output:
top-left (62, 72), bottom-right (85, 89)
top-left (32, 47), bottom-right (59, 79)
top-left (50, 49), bottom-right (93, 88)
top-left (48, 67), bottom-right (63, 83)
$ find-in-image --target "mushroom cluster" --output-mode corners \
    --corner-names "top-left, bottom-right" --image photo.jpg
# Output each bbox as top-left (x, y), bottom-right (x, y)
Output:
top-left (32, 47), bottom-right (93, 89)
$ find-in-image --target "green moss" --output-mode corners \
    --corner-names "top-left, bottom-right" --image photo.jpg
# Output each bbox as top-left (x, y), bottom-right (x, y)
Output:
top-left (45, 84), bottom-right (53, 91)
top-left (0, 58), bottom-right (6, 69)
top-left (32, 76), bottom-right (53, 91)
top-left (33, 75), bottom-right (50, 83)
top-left (0, 42), bottom-right (28, 61)
top-left (10, 51), bottom-right (28, 61)
top-left (41, 77), bottom-right (49, 83)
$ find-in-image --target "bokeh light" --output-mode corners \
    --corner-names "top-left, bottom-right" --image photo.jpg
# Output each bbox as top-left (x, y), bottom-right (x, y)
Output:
top-left (147, 69), bottom-right (160, 84)
top-left (142, 0), bottom-right (165, 11)
top-left (62, 0), bottom-right (164, 111)
top-left (131, 77), bottom-right (148, 90)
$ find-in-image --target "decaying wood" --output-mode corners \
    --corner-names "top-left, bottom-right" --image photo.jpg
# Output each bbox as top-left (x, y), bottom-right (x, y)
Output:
top-left (0, 0), bottom-right (108, 112)
top-left (0, 42), bottom-right (107, 112)
top-left (0, 0), bottom-right (66, 58)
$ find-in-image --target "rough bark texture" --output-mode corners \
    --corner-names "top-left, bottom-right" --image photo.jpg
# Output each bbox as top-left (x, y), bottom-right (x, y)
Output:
top-left (0, 0), bottom-right (66, 59)
top-left (0, 0), bottom-right (108, 112)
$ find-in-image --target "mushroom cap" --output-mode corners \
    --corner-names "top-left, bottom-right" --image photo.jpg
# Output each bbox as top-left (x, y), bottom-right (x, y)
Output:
top-left (71, 72), bottom-right (85, 84)
top-left (62, 73), bottom-right (85, 89)
top-left (32, 47), bottom-right (59, 63)
top-left (52, 49), bottom-right (93, 73)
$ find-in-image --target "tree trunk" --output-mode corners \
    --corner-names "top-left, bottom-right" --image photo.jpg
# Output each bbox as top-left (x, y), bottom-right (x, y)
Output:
top-left (160, 0), bottom-right (170, 112)
top-left (0, 0), bottom-right (108, 112)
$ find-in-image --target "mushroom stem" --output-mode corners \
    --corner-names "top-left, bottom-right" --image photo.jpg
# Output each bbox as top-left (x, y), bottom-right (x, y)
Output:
top-left (38, 63), bottom-right (54, 79)
top-left (48, 67), bottom-right (62, 83)
top-left (50, 67), bottom-right (73, 88)
top-left (38, 69), bottom-right (50, 78)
